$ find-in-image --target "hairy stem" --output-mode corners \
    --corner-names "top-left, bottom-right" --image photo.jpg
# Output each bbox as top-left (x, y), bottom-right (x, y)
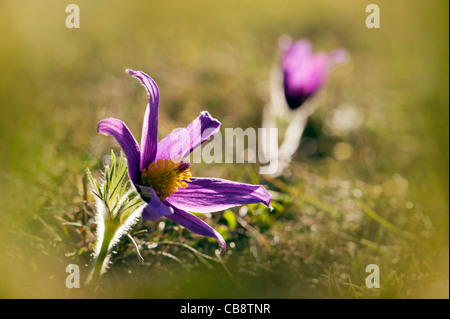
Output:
top-left (90, 227), bottom-right (115, 288)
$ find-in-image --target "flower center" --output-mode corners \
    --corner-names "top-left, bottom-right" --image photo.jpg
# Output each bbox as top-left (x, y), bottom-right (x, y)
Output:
top-left (140, 159), bottom-right (192, 200)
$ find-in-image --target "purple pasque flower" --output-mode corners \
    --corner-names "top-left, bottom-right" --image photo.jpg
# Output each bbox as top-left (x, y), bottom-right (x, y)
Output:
top-left (282, 38), bottom-right (348, 110)
top-left (97, 69), bottom-right (271, 253)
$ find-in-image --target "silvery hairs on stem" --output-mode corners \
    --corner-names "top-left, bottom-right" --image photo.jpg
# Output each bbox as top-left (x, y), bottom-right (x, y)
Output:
top-left (86, 151), bottom-right (145, 287)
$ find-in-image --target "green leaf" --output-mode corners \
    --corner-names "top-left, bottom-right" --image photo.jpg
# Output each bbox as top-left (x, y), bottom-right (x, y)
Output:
top-left (223, 210), bottom-right (237, 229)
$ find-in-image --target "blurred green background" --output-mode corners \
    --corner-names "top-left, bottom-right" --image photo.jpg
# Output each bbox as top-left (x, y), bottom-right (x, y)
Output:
top-left (0, 0), bottom-right (448, 298)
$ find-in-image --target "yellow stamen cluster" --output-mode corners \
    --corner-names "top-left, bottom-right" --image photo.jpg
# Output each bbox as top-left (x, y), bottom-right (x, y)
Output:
top-left (140, 159), bottom-right (192, 200)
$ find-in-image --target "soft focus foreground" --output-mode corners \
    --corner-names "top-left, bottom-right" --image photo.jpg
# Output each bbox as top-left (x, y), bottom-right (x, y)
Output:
top-left (0, 0), bottom-right (448, 298)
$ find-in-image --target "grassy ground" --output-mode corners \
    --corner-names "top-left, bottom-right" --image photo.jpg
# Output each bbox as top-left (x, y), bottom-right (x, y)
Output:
top-left (0, 0), bottom-right (448, 298)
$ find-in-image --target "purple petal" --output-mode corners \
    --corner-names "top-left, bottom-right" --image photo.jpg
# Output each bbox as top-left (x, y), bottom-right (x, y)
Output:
top-left (97, 118), bottom-right (140, 184)
top-left (302, 52), bottom-right (328, 95)
top-left (166, 177), bottom-right (272, 213)
top-left (329, 49), bottom-right (349, 66)
top-left (282, 39), bottom-right (312, 75)
top-left (134, 184), bottom-right (174, 220)
top-left (282, 39), bottom-right (340, 110)
top-left (156, 111), bottom-right (221, 160)
top-left (166, 204), bottom-right (226, 254)
top-left (284, 41), bottom-right (326, 96)
top-left (126, 69), bottom-right (159, 171)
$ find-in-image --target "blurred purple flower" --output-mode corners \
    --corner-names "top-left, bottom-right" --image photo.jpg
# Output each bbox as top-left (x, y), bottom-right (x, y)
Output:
top-left (97, 69), bottom-right (272, 253)
top-left (282, 38), bottom-right (348, 110)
